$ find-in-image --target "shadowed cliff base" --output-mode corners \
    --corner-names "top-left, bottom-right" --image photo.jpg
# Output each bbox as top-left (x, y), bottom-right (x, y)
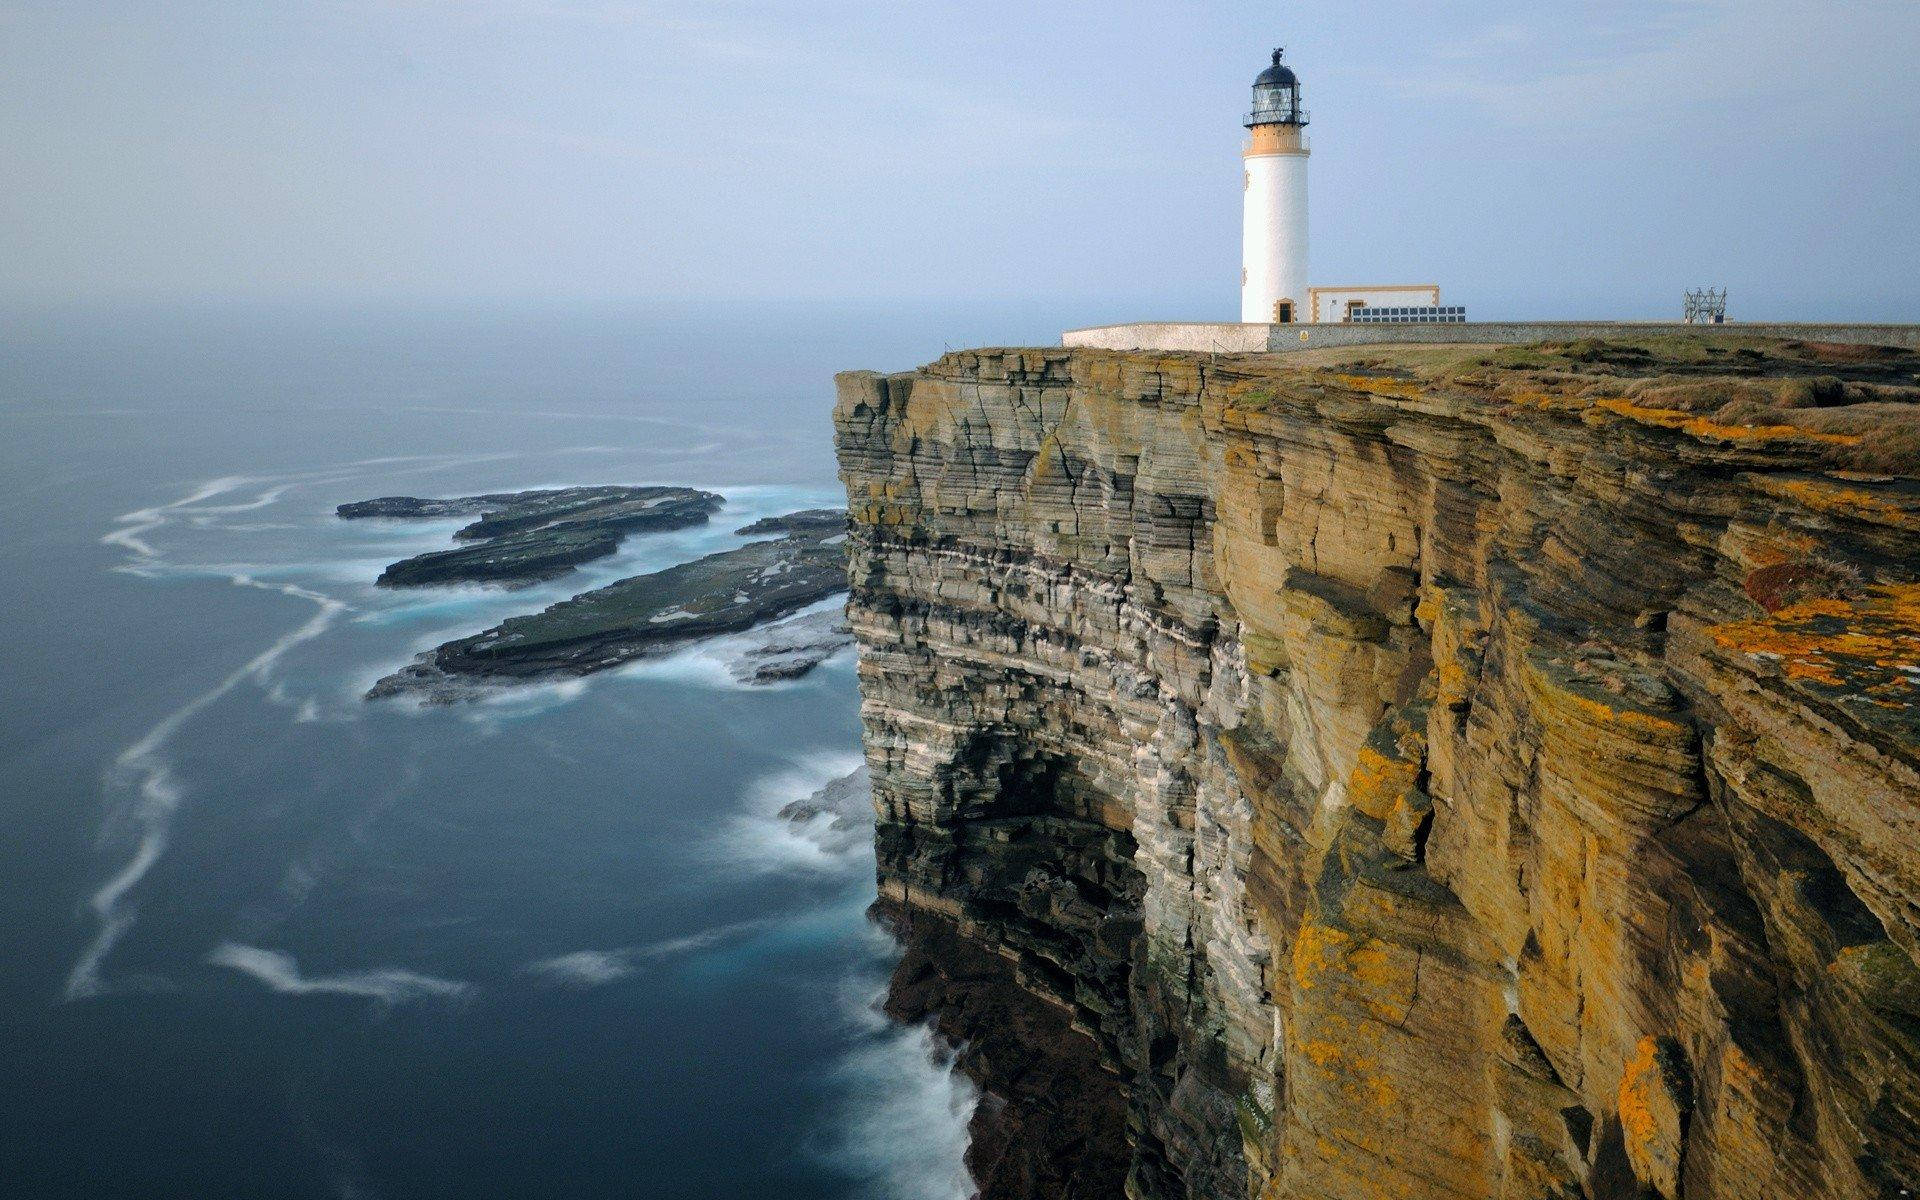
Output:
top-left (874, 899), bottom-right (1130, 1200)
top-left (836, 334), bottom-right (1920, 1200)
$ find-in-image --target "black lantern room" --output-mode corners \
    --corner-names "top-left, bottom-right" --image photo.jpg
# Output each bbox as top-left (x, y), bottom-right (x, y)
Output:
top-left (1246, 48), bottom-right (1307, 128)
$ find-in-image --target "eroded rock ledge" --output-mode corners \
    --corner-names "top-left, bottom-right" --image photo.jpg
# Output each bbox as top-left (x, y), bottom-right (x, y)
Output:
top-left (833, 338), bottom-right (1920, 1200)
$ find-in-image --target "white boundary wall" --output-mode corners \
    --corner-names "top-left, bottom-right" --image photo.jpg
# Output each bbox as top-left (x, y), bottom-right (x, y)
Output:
top-left (1062, 321), bottom-right (1920, 354)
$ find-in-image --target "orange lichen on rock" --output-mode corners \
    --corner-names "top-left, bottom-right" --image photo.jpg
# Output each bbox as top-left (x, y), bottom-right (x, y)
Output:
top-left (1520, 651), bottom-right (1694, 762)
top-left (1498, 390), bottom-right (1567, 411)
top-left (1345, 744), bottom-right (1420, 822)
top-left (1618, 1036), bottom-right (1691, 1199)
top-left (1591, 395), bottom-right (1861, 446)
top-left (1558, 686), bottom-right (1691, 740)
top-left (1768, 477), bottom-right (1920, 531)
top-left (1328, 373), bottom-right (1426, 401)
top-left (1291, 919), bottom-right (1355, 991)
top-left (1292, 920), bottom-right (1413, 1029)
top-left (1706, 584), bottom-right (1920, 710)
top-left (1742, 530), bottom-right (1820, 569)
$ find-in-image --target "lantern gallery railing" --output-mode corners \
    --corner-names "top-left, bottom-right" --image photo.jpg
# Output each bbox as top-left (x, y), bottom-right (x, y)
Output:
top-left (1245, 106), bottom-right (1310, 126)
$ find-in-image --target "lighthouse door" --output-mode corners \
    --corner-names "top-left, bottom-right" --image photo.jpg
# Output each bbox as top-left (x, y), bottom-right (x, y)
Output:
top-left (1274, 301), bottom-right (1295, 325)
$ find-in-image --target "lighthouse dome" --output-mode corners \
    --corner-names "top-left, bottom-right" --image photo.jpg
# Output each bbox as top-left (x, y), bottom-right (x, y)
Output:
top-left (1247, 48), bottom-right (1307, 128)
top-left (1254, 52), bottom-right (1297, 88)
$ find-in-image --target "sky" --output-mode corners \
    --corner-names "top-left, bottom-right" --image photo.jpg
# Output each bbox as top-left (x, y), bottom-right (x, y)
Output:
top-left (3, 0), bottom-right (1918, 320)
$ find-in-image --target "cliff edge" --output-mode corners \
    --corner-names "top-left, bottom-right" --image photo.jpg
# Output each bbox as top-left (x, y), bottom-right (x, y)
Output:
top-left (834, 336), bottom-right (1920, 1200)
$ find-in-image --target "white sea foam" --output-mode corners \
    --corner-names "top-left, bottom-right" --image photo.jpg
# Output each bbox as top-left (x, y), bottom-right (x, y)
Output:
top-left (207, 943), bottom-right (470, 1005)
top-left (525, 950), bottom-right (638, 987)
top-left (101, 475), bottom-right (256, 559)
top-left (418, 676), bottom-right (597, 731)
top-left (66, 575), bottom-right (351, 1001)
top-left (474, 676), bottom-right (590, 713)
top-left (825, 978), bottom-right (979, 1200)
top-left (711, 753), bottom-right (871, 877)
top-left (611, 593), bottom-right (852, 693)
top-left (523, 919), bottom-right (774, 988)
top-left (639, 922), bottom-right (760, 958)
top-left (605, 642), bottom-right (744, 689)
top-left (69, 457), bottom-right (500, 999)
top-left (186, 484), bottom-right (294, 515)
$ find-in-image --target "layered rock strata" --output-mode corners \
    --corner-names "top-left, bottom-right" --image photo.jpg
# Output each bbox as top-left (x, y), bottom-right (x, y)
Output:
top-left (833, 338), bottom-right (1920, 1200)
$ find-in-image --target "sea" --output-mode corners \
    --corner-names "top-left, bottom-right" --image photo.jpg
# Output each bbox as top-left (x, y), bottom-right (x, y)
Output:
top-left (0, 300), bottom-right (1083, 1200)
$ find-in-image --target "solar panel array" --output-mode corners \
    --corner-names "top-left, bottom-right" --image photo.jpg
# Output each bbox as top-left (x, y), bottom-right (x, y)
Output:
top-left (1348, 306), bottom-right (1468, 324)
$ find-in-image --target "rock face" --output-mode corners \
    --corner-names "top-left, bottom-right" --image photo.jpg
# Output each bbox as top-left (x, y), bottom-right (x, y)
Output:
top-left (832, 339), bottom-right (1920, 1200)
top-left (879, 901), bottom-right (1134, 1200)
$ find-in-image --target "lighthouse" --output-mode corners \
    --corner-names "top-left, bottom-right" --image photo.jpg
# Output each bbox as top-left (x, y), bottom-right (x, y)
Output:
top-left (1067, 42), bottom-right (1463, 346)
top-left (1241, 48), bottom-right (1309, 325)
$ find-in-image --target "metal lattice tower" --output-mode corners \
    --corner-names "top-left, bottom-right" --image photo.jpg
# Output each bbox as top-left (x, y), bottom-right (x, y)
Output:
top-left (1684, 288), bottom-right (1728, 324)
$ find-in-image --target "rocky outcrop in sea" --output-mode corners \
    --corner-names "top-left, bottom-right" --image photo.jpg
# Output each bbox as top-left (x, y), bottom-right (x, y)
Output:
top-left (341, 486), bottom-right (724, 586)
top-left (365, 517), bottom-right (849, 700)
top-left (833, 336), bottom-right (1920, 1200)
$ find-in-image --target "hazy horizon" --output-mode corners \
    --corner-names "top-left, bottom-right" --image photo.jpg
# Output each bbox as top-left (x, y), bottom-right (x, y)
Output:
top-left (5, 0), bottom-right (1919, 322)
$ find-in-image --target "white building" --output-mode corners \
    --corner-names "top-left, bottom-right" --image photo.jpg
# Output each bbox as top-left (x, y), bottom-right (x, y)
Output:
top-left (1241, 49), bottom-right (1461, 326)
top-left (1240, 49), bottom-right (1310, 325)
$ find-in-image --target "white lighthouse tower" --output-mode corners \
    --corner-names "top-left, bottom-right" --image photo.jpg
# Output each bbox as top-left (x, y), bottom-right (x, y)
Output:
top-left (1241, 48), bottom-right (1309, 325)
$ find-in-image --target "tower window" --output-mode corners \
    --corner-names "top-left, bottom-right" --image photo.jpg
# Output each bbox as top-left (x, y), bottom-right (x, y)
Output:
top-left (1274, 301), bottom-right (1295, 324)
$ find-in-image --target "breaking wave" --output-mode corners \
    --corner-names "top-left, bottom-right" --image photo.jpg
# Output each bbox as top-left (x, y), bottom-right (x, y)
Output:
top-left (714, 752), bottom-right (872, 877)
top-left (823, 971), bottom-right (979, 1200)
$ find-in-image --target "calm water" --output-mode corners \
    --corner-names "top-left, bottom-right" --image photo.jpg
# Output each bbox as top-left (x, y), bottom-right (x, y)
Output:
top-left (0, 301), bottom-right (1071, 1199)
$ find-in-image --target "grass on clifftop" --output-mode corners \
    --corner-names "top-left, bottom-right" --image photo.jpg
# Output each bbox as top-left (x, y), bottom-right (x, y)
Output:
top-left (1296, 335), bottom-right (1920, 474)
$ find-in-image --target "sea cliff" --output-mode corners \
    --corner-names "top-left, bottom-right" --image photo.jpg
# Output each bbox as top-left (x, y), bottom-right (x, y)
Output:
top-left (833, 338), bottom-right (1920, 1200)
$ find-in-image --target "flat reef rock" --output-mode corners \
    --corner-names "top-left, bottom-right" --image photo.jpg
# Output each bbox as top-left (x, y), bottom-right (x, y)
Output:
top-left (726, 607), bottom-right (852, 684)
top-left (341, 486), bottom-right (723, 586)
top-left (338, 493), bottom-right (530, 520)
top-left (834, 336), bottom-right (1920, 1200)
top-left (734, 508), bottom-right (846, 537)
top-left (368, 525), bottom-right (847, 699)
